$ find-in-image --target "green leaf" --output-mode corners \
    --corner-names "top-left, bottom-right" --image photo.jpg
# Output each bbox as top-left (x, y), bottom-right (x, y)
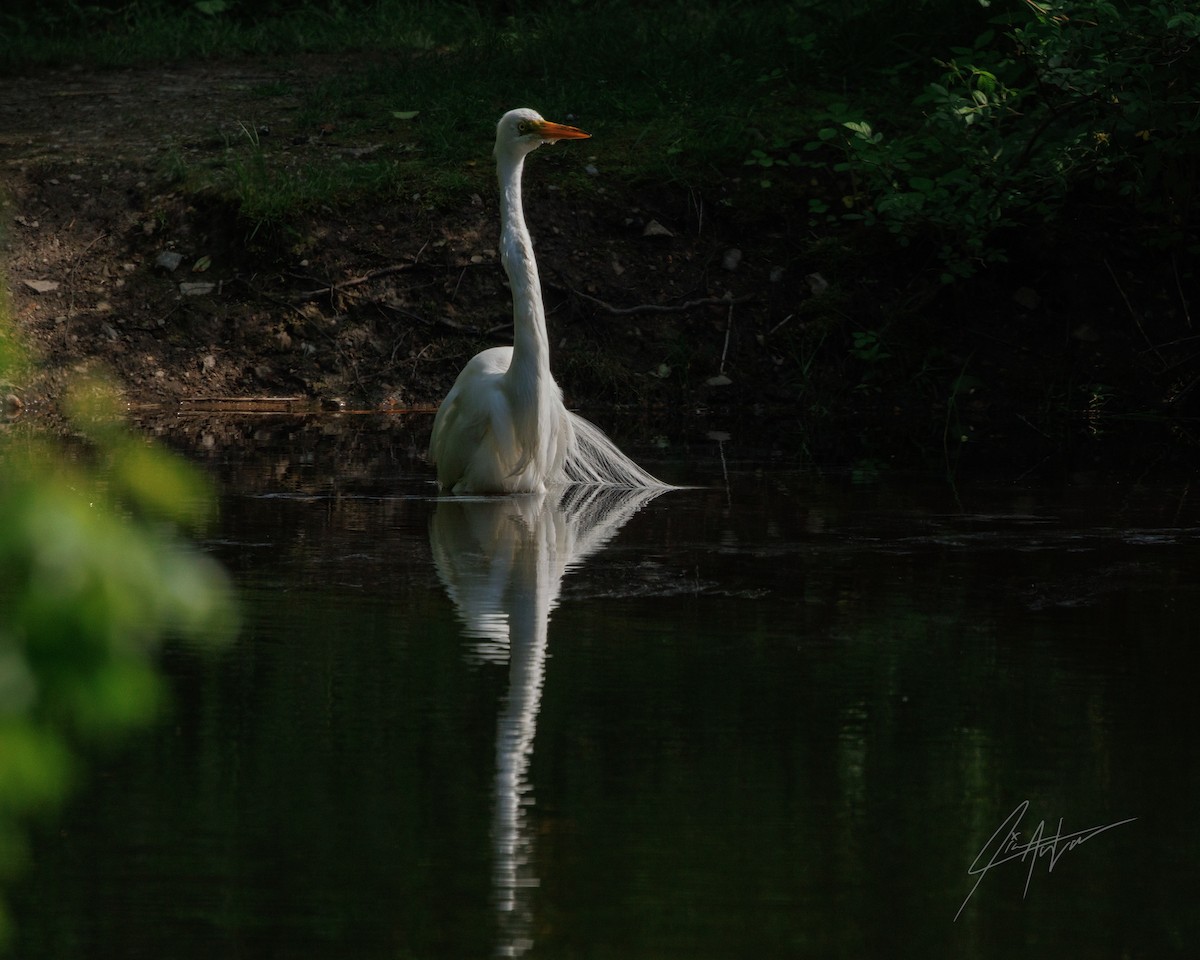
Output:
top-left (392, 110), bottom-right (420, 121)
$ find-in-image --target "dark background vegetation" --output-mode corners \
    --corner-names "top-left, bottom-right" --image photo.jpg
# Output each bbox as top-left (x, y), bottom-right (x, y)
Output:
top-left (2, 0), bottom-right (1198, 449)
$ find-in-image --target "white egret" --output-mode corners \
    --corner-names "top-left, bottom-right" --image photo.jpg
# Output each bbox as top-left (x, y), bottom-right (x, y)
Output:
top-left (430, 108), bottom-right (668, 495)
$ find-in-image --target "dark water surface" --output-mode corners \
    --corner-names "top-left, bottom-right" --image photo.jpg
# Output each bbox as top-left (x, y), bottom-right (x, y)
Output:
top-left (13, 415), bottom-right (1200, 958)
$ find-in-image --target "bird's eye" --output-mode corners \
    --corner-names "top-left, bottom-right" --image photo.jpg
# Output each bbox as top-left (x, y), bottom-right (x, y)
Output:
top-left (517, 120), bottom-right (531, 134)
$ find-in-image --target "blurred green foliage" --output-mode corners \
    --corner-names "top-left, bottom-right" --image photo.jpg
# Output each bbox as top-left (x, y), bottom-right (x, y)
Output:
top-left (0, 284), bottom-right (237, 948)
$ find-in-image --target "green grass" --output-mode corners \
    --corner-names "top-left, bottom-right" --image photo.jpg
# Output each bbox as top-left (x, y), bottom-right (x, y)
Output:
top-left (253, 3), bottom-right (831, 183)
top-left (1, 1), bottom-right (913, 224)
top-left (0, 1), bottom-right (464, 69)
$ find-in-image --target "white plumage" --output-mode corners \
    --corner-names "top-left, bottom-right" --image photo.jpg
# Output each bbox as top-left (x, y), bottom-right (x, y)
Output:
top-left (430, 108), bottom-right (667, 495)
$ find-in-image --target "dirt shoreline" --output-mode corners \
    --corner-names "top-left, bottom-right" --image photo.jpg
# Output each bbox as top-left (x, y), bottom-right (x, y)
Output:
top-left (1, 59), bottom-right (789, 417)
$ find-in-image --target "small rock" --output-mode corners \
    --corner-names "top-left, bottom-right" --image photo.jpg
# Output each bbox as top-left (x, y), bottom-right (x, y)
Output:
top-left (22, 279), bottom-right (59, 294)
top-left (706, 374), bottom-right (733, 387)
top-left (202, 354), bottom-right (217, 372)
top-left (584, 164), bottom-right (599, 176)
top-left (806, 272), bottom-right (829, 296)
top-left (156, 251), bottom-right (184, 272)
top-left (643, 219), bottom-right (673, 237)
top-left (769, 266), bottom-right (785, 283)
top-left (611, 259), bottom-right (625, 276)
top-left (722, 248), bottom-right (742, 271)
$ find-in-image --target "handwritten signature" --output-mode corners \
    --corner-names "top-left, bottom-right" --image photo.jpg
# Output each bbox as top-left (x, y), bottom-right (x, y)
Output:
top-left (954, 799), bottom-right (1136, 922)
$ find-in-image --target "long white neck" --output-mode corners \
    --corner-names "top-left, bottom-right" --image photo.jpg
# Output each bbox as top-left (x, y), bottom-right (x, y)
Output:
top-left (497, 151), bottom-right (550, 382)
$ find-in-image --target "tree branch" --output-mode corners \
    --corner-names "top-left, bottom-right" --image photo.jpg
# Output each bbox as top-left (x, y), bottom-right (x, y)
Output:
top-left (556, 283), bottom-right (754, 316)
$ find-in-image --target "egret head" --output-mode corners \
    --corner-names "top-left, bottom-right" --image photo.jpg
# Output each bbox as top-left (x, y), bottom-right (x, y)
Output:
top-left (494, 108), bottom-right (590, 161)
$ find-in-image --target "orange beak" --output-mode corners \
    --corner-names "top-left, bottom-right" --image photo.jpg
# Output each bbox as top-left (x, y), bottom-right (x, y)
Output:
top-left (533, 119), bottom-right (590, 141)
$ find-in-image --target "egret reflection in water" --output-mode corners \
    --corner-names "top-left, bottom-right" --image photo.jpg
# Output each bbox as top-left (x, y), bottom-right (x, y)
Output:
top-left (430, 484), bottom-right (667, 957)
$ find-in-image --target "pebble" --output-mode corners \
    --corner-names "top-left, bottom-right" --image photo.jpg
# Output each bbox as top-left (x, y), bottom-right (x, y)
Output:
top-left (156, 251), bottom-right (184, 272)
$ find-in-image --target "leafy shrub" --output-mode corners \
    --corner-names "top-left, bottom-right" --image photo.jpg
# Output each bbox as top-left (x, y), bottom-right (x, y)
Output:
top-left (0, 350), bottom-right (236, 946)
top-left (803, 0), bottom-right (1200, 280)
